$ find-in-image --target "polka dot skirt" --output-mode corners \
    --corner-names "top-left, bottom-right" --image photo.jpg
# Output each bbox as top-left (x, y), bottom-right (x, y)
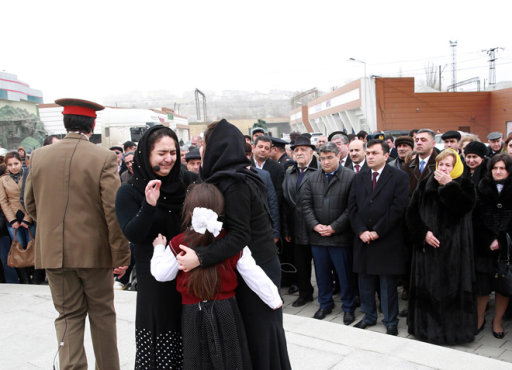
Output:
top-left (135, 328), bottom-right (183, 369)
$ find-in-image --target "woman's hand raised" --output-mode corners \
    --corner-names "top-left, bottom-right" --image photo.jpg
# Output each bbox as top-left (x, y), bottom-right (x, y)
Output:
top-left (145, 180), bottom-right (162, 206)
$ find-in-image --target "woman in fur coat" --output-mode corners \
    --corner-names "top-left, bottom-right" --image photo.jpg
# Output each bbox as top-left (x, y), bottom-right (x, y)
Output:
top-left (473, 153), bottom-right (512, 339)
top-left (407, 149), bottom-right (477, 345)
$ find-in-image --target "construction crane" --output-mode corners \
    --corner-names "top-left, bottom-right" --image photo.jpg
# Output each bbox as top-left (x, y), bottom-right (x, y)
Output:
top-left (194, 88), bottom-right (207, 122)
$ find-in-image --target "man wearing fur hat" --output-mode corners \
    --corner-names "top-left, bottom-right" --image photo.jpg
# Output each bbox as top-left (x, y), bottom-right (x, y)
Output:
top-left (389, 136), bottom-right (414, 170)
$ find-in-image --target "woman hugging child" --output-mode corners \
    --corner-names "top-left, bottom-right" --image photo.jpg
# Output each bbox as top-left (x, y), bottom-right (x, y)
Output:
top-left (151, 183), bottom-right (282, 370)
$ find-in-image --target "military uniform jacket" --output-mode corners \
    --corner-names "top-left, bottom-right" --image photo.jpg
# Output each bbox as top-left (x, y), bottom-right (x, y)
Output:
top-left (24, 133), bottom-right (130, 269)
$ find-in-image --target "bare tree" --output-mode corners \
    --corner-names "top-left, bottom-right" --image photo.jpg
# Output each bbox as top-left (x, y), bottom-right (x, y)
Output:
top-left (425, 62), bottom-right (438, 90)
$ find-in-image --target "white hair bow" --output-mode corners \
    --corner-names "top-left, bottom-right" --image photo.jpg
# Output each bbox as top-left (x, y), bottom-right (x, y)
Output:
top-left (191, 207), bottom-right (223, 237)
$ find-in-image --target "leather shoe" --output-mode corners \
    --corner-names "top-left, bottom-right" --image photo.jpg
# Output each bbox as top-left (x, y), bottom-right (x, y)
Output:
top-left (292, 296), bottom-right (313, 307)
top-left (343, 311), bottom-right (355, 325)
top-left (475, 319), bottom-right (486, 335)
top-left (354, 320), bottom-right (375, 329)
top-left (386, 326), bottom-right (398, 336)
top-left (492, 320), bottom-right (505, 339)
top-left (399, 308), bottom-right (408, 317)
top-left (313, 307), bottom-right (333, 320)
top-left (288, 284), bottom-right (299, 294)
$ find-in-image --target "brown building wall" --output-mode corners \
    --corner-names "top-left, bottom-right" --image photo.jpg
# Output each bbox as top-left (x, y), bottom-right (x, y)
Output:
top-left (375, 78), bottom-right (494, 139)
top-left (490, 88), bottom-right (512, 136)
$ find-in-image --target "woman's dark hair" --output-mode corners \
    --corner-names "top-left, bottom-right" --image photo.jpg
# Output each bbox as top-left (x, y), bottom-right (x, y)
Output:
top-left (505, 133), bottom-right (512, 147)
top-left (181, 182), bottom-right (225, 300)
top-left (488, 153), bottom-right (512, 177)
top-left (147, 127), bottom-right (178, 152)
top-left (43, 135), bottom-right (59, 146)
top-left (0, 163), bottom-right (6, 176)
top-left (63, 114), bottom-right (95, 134)
top-left (5, 151), bottom-right (22, 164)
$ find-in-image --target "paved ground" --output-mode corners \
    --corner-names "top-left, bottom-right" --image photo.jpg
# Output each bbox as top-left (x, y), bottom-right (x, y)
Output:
top-left (280, 283), bottom-right (512, 364)
top-left (1, 283), bottom-right (511, 369)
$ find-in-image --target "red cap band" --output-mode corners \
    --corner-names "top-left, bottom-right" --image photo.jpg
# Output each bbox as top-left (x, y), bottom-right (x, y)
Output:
top-left (62, 105), bottom-right (97, 118)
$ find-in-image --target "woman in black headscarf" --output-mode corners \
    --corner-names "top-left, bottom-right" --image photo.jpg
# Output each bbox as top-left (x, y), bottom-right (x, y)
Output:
top-left (177, 119), bottom-right (291, 370)
top-left (116, 125), bottom-right (194, 369)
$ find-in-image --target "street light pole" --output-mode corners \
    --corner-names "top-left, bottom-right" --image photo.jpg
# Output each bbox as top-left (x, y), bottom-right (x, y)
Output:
top-left (348, 58), bottom-right (368, 132)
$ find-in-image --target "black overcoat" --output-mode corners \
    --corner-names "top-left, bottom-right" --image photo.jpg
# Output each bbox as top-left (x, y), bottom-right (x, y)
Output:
top-left (349, 165), bottom-right (409, 275)
top-left (282, 161), bottom-right (318, 245)
top-left (474, 175), bottom-right (512, 273)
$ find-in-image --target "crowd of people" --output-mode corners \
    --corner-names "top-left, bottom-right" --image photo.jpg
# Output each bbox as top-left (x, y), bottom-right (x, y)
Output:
top-left (1, 97), bottom-right (512, 369)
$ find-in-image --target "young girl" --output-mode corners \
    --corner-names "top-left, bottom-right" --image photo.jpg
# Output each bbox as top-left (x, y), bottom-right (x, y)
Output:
top-left (151, 183), bottom-right (282, 370)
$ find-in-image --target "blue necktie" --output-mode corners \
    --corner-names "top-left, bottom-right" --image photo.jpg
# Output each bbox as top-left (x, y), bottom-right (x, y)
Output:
top-left (296, 168), bottom-right (305, 190)
top-left (419, 160), bottom-right (426, 174)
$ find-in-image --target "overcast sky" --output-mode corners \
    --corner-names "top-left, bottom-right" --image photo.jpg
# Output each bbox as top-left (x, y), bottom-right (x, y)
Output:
top-left (3, 0), bottom-right (511, 104)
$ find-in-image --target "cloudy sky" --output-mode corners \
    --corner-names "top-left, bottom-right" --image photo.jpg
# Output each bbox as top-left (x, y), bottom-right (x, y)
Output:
top-left (3, 0), bottom-right (511, 103)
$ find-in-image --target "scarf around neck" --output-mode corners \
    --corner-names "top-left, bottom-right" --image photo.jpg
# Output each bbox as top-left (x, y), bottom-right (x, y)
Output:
top-left (8, 168), bottom-right (23, 184)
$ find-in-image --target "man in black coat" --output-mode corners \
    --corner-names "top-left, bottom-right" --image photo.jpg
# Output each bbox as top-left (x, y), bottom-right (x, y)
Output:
top-left (302, 142), bottom-right (356, 323)
top-left (252, 135), bottom-right (285, 204)
top-left (282, 136), bottom-right (319, 307)
top-left (270, 137), bottom-right (295, 171)
top-left (349, 139), bottom-right (409, 335)
top-left (252, 135), bottom-right (292, 285)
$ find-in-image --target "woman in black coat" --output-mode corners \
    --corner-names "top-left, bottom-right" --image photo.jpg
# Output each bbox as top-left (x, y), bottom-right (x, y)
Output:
top-left (474, 153), bottom-right (512, 339)
top-left (176, 119), bottom-right (291, 370)
top-left (407, 149), bottom-right (477, 345)
top-left (116, 126), bottom-right (195, 369)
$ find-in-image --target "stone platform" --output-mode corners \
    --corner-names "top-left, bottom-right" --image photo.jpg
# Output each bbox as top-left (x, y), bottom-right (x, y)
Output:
top-left (1, 284), bottom-right (511, 369)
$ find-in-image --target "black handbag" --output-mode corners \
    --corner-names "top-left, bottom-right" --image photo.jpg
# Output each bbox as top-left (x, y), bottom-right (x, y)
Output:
top-left (495, 233), bottom-right (512, 297)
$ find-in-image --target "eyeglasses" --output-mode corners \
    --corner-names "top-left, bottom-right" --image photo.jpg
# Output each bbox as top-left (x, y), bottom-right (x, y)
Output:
top-left (125, 160), bottom-right (134, 165)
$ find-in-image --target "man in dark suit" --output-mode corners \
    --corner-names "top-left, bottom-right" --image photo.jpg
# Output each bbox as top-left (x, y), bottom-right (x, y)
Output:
top-left (329, 133), bottom-right (352, 168)
top-left (403, 128), bottom-right (437, 197)
top-left (346, 139), bottom-right (368, 173)
top-left (349, 139), bottom-right (409, 336)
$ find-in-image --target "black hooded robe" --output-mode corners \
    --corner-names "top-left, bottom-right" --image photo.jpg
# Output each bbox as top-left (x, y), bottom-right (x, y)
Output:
top-left (195, 119), bottom-right (291, 370)
top-left (406, 174), bottom-right (477, 345)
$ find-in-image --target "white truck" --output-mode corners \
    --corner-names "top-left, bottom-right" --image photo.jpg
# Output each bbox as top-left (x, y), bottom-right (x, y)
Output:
top-left (98, 108), bottom-right (166, 148)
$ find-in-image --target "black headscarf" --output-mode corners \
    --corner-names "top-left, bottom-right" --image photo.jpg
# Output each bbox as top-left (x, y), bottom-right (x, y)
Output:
top-left (200, 119), bottom-right (265, 193)
top-left (129, 125), bottom-right (186, 211)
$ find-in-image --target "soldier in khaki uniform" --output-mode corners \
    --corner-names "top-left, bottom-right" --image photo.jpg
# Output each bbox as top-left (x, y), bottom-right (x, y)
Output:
top-left (24, 98), bottom-right (130, 370)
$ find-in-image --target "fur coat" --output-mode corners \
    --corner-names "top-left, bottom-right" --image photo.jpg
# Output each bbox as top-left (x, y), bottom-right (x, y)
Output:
top-left (406, 174), bottom-right (476, 345)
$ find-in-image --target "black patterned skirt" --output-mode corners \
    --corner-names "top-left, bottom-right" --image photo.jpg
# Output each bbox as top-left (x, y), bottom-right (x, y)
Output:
top-left (181, 296), bottom-right (252, 370)
top-left (135, 263), bottom-right (183, 369)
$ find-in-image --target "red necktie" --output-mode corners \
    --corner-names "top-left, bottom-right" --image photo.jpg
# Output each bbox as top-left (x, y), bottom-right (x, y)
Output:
top-left (372, 172), bottom-right (378, 190)
top-left (355, 164), bottom-right (360, 173)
